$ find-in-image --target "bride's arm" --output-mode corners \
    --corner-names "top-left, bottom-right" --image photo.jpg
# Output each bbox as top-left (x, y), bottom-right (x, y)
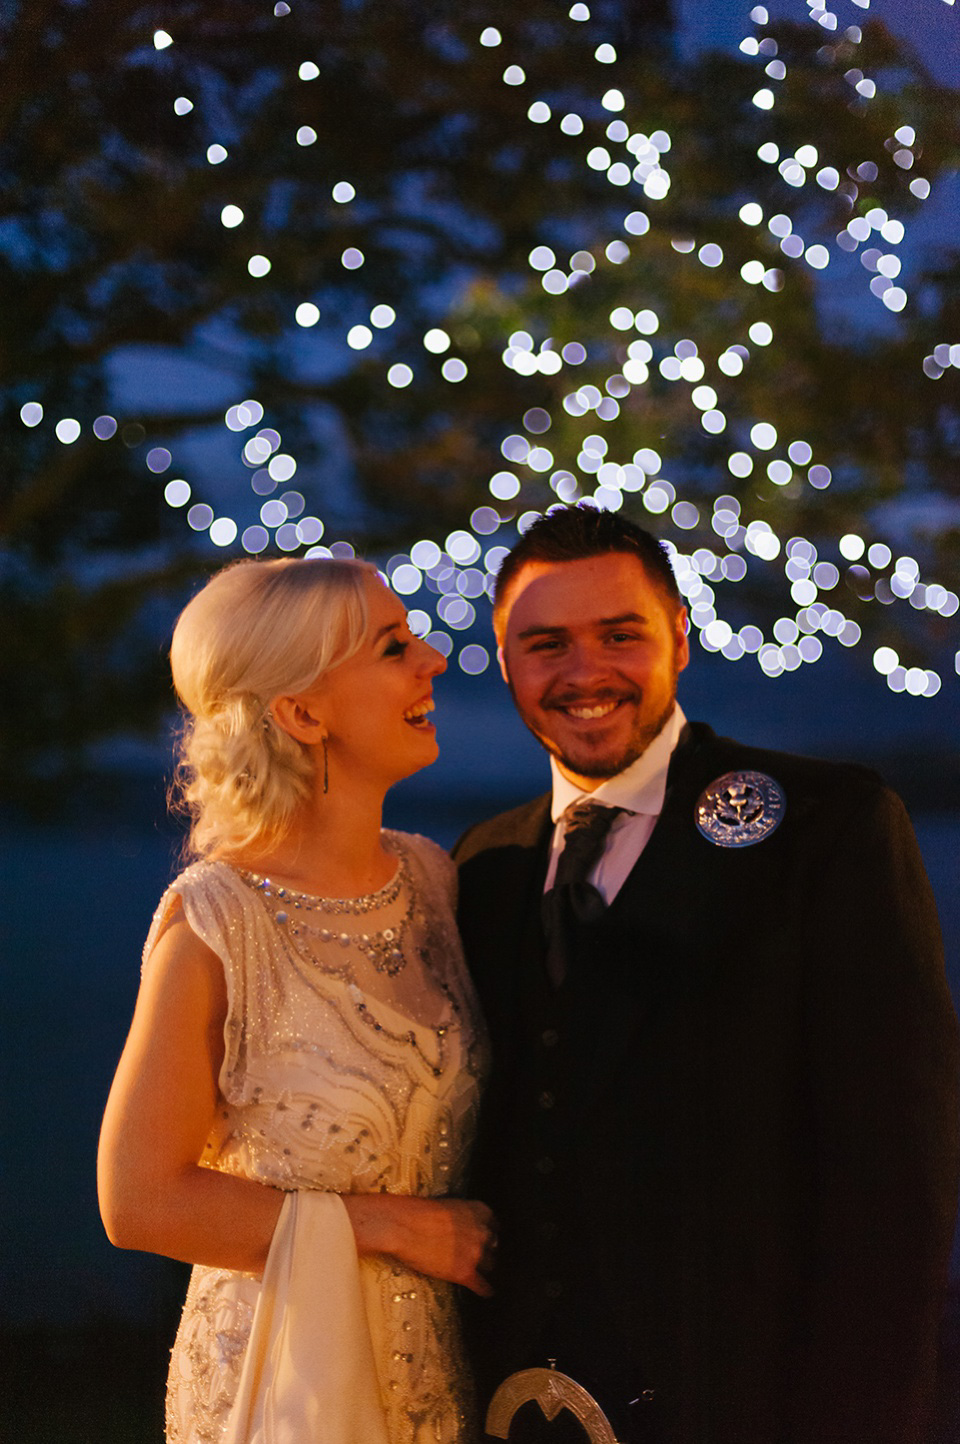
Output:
top-left (97, 909), bottom-right (285, 1274)
top-left (98, 911), bottom-right (496, 1292)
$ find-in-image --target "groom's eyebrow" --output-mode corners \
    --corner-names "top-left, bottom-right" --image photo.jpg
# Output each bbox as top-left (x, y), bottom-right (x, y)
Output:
top-left (515, 611), bottom-right (647, 640)
top-left (515, 623), bottom-right (569, 640)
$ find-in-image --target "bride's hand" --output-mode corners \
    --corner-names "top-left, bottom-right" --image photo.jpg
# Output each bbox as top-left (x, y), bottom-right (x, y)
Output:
top-left (342, 1195), bottom-right (497, 1297)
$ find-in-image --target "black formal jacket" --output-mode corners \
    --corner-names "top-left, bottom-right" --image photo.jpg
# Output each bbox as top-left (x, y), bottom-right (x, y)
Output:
top-left (454, 723), bottom-right (960, 1444)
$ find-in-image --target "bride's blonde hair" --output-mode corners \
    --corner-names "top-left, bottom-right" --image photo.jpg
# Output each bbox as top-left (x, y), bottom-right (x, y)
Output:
top-left (170, 556), bottom-right (376, 858)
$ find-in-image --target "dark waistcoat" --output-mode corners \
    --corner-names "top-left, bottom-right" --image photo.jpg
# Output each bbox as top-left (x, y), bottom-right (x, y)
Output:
top-left (465, 797), bottom-right (755, 1442)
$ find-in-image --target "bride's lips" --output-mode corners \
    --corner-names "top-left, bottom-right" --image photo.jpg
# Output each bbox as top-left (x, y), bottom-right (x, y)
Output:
top-left (402, 695), bottom-right (436, 728)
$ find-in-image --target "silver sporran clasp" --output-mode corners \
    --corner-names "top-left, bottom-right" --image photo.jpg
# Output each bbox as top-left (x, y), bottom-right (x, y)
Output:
top-left (485, 1366), bottom-right (620, 1442)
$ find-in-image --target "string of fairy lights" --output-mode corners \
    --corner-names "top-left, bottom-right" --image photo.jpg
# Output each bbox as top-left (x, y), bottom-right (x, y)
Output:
top-left (19, 0), bottom-right (960, 695)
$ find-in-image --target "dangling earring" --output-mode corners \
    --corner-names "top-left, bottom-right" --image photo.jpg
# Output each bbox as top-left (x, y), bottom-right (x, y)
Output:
top-left (322, 735), bottom-right (329, 795)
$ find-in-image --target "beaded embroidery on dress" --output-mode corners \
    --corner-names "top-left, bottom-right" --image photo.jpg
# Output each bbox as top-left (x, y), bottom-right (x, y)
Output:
top-left (143, 832), bottom-right (487, 1444)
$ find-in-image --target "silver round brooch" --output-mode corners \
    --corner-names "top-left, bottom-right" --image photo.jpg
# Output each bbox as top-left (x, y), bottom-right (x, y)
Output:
top-left (695, 770), bottom-right (786, 848)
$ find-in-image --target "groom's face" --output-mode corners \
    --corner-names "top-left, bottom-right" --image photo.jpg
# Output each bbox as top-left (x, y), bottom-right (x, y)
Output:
top-left (496, 551), bottom-right (689, 790)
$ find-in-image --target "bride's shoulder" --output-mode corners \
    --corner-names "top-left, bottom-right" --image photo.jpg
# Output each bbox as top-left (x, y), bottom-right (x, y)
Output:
top-left (385, 829), bottom-right (455, 894)
top-left (385, 827), bottom-right (447, 862)
top-left (167, 855), bottom-right (242, 895)
top-left (143, 858), bottom-right (248, 970)
top-left (152, 858), bottom-right (258, 929)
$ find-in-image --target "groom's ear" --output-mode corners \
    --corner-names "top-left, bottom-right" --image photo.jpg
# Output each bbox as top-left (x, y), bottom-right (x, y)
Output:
top-left (497, 644), bottom-right (509, 685)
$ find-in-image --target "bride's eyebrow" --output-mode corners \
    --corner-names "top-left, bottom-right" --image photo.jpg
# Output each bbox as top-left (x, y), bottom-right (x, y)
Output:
top-left (372, 622), bottom-right (403, 647)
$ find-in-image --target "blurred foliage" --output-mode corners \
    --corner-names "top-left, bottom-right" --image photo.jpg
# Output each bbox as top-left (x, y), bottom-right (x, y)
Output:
top-left (441, 17), bottom-right (960, 660)
top-left (1, 0), bottom-right (957, 801)
top-left (0, 0), bottom-right (669, 800)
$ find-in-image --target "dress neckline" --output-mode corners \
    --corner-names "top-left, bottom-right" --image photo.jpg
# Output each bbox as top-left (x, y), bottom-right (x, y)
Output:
top-left (227, 837), bottom-right (404, 911)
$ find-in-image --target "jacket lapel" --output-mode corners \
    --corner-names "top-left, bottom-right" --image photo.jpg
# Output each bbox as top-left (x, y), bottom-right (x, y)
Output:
top-left (456, 795), bottom-right (552, 1050)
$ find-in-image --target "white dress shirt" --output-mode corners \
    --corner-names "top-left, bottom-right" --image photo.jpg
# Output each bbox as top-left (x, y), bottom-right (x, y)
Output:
top-left (544, 704), bottom-right (686, 904)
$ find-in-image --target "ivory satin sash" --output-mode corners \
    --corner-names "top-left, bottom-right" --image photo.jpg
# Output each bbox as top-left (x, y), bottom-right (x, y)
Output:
top-left (224, 1191), bottom-right (390, 1444)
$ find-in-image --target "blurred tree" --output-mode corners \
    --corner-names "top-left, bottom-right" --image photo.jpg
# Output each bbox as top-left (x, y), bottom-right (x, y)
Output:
top-left (1, 0), bottom-right (957, 800)
top-left (439, 17), bottom-right (960, 684)
top-left (0, 0), bottom-right (670, 800)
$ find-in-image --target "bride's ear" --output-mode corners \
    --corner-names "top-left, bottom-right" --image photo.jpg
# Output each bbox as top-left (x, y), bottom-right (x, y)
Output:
top-left (269, 692), bottom-right (328, 745)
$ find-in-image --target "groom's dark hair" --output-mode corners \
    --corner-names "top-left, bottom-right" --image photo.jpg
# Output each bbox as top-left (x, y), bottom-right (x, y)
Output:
top-left (492, 503), bottom-right (682, 633)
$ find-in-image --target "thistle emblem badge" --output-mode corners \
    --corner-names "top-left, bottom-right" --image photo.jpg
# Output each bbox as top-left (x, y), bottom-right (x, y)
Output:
top-left (696, 770), bottom-right (786, 848)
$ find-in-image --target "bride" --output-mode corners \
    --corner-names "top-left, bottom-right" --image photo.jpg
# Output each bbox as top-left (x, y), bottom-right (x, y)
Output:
top-left (98, 556), bottom-right (494, 1443)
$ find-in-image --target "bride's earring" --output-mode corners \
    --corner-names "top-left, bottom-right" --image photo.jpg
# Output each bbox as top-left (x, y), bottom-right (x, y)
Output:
top-left (322, 735), bottom-right (329, 795)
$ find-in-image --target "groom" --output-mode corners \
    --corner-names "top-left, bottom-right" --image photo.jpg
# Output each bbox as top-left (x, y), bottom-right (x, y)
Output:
top-left (454, 504), bottom-right (959, 1444)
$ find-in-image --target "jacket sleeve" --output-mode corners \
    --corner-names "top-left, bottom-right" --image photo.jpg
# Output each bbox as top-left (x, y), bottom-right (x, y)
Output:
top-left (795, 784), bottom-right (959, 1444)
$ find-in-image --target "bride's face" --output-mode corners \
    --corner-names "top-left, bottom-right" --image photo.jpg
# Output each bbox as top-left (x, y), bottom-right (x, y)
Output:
top-left (300, 575), bottom-right (447, 789)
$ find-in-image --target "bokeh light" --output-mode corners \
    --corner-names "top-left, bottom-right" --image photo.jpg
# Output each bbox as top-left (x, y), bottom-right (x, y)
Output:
top-left (35, 0), bottom-right (943, 703)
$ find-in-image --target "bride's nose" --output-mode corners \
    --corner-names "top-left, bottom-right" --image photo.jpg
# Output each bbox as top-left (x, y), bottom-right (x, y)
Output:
top-left (416, 639), bottom-right (447, 677)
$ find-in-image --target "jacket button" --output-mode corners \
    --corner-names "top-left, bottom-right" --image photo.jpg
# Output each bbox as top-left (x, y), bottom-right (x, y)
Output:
top-left (544, 1280), bottom-right (563, 1299)
top-left (541, 1028), bottom-right (560, 1047)
top-left (536, 1155), bottom-right (555, 1175)
top-left (538, 1090), bottom-right (555, 1110)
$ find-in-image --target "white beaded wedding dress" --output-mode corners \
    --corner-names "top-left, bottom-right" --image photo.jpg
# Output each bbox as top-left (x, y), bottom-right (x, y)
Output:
top-left (142, 832), bottom-right (486, 1444)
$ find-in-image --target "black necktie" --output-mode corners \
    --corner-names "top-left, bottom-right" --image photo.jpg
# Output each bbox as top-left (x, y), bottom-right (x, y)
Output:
top-left (542, 802), bottom-right (625, 987)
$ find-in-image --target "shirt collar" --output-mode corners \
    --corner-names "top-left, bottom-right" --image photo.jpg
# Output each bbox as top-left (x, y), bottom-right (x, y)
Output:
top-left (550, 703), bottom-right (686, 823)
